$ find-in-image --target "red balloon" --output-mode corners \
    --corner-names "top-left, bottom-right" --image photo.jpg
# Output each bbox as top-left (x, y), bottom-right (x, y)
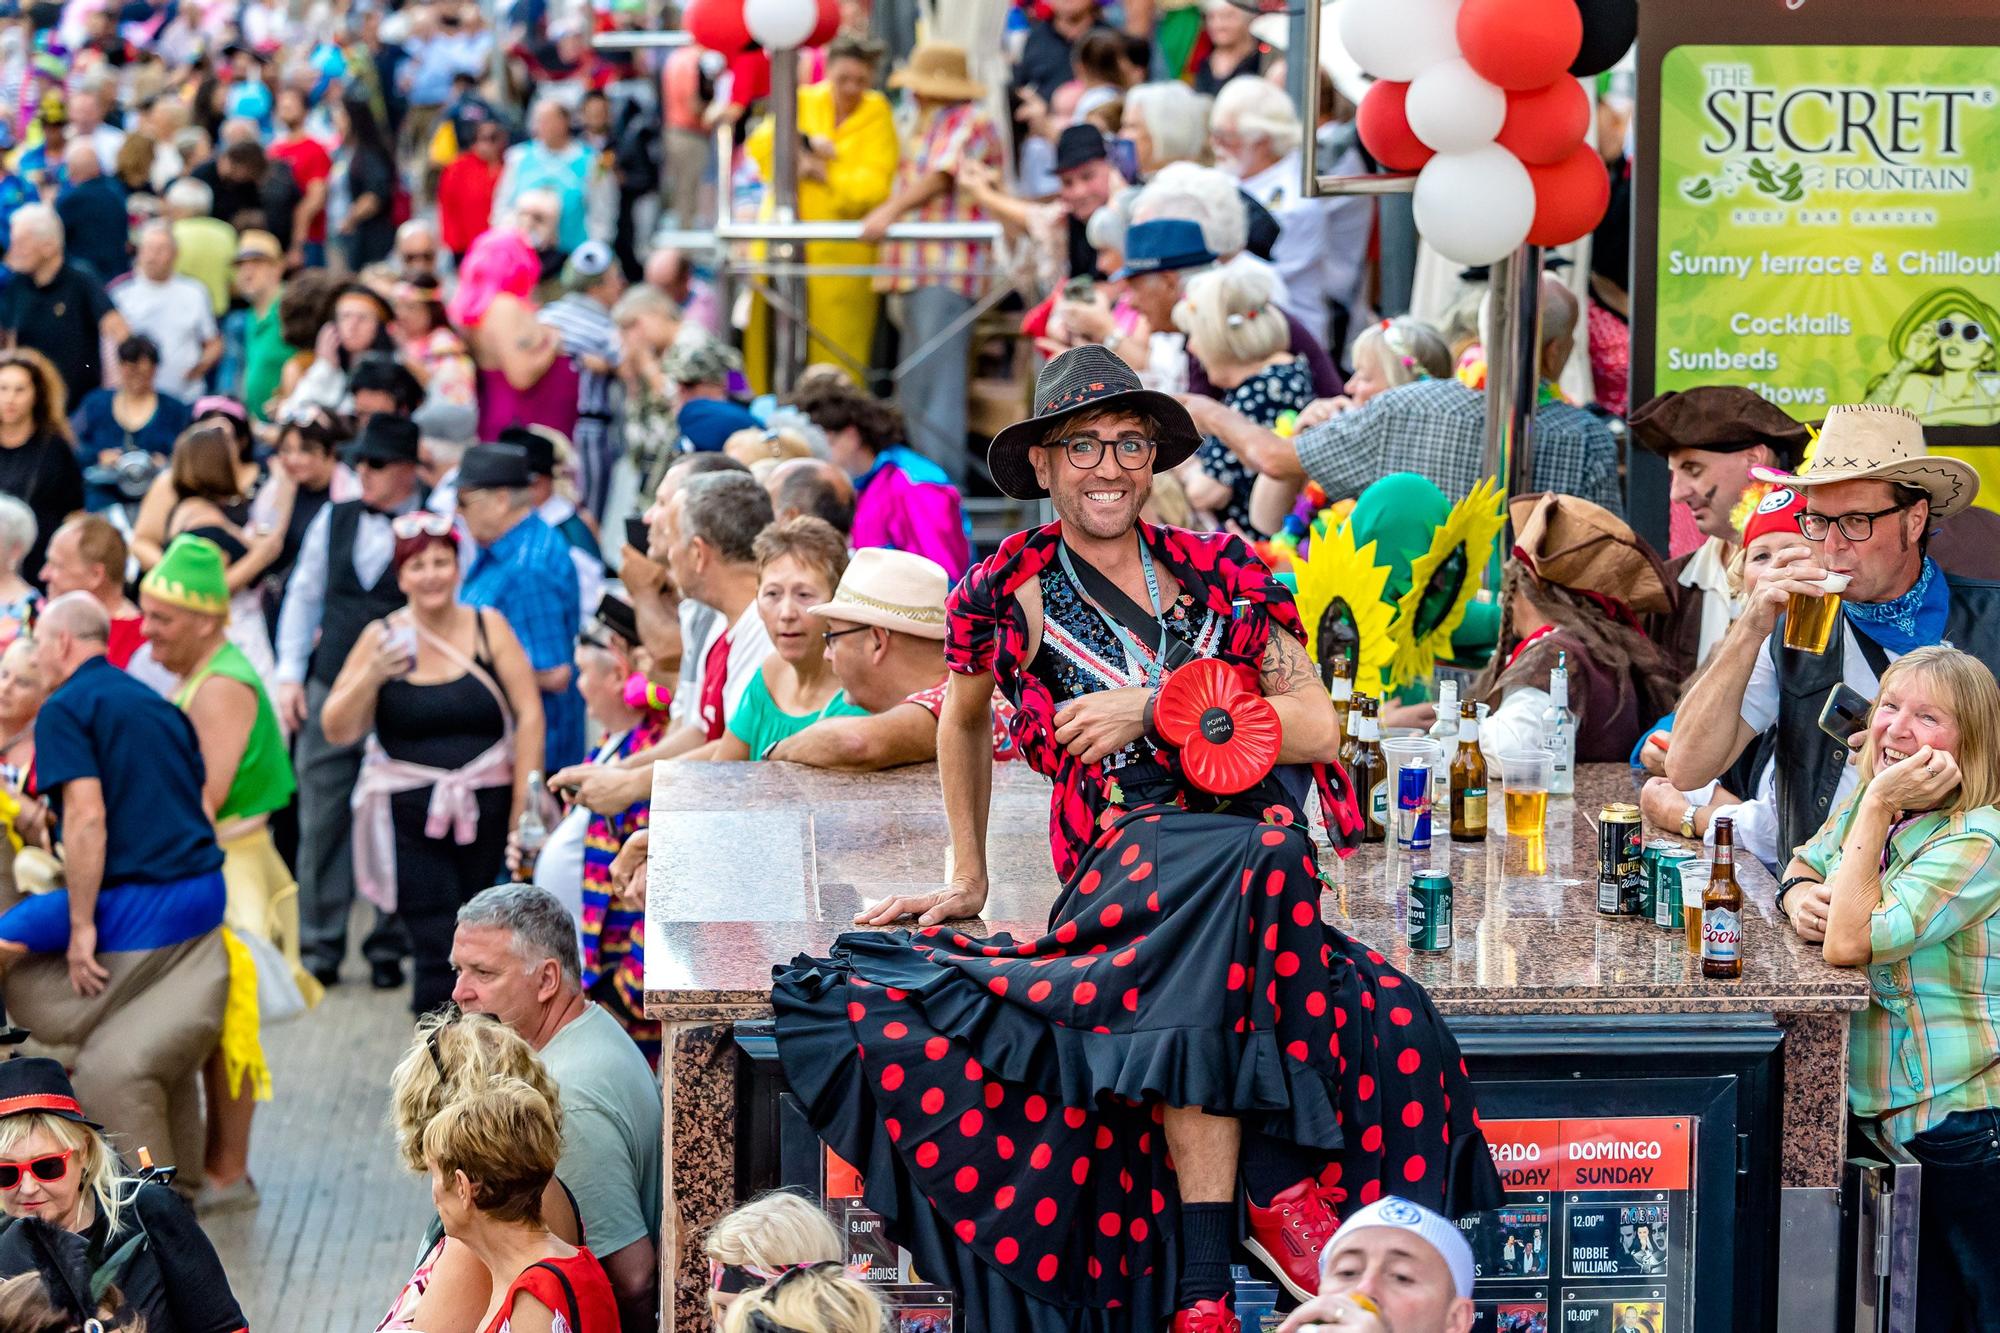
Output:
top-left (808, 0), bottom-right (840, 46)
top-left (1457, 0), bottom-right (1583, 91)
top-left (1525, 143), bottom-right (1610, 246)
top-left (1497, 78), bottom-right (1590, 166)
top-left (686, 0), bottom-right (751, 54)
top-left (1357, 81), bottom-right (1433, 173)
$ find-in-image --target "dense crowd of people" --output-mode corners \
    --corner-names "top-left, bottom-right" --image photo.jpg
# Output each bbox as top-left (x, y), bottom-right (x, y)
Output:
top-left (0, 0), bottom-right (1975, 1331)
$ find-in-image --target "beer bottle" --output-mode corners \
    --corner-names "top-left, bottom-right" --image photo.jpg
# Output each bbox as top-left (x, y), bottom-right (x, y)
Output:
top-left (1701, 816), bottom-right (1744, 979)
top-left (1340, 690), bottom-right (1371, 777)
top-left (1450, 698), bottom-right (1488, 840)
top-left (1351, 696), bottom-right (1387, 843)
top-left (1329, 646), bottom-right (1355, 740)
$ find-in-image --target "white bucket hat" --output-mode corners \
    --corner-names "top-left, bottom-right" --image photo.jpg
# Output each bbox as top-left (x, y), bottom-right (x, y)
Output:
top-left (810, 548), bottom-right (952, 641)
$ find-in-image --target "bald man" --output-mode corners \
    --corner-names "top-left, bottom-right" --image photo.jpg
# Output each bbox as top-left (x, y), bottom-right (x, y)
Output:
top-left (1181, 273), bottom-right (1624, 515)
top-left (3, 592), bottom-right (228, 1176)
top-left (767, 457), bottom-right (855, 536)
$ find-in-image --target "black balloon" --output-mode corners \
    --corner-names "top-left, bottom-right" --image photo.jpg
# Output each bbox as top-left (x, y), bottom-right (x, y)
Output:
top-left (1569, 0), bottom-right (1637, 77)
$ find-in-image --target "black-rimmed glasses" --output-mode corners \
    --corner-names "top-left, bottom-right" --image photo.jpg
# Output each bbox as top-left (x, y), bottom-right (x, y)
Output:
top-left (822, 626), bottom-right (871, 646)
top-left (1040, 434), bottom-right (1156, 471)
top-left (1798, 502), bottom-right (1912, 543)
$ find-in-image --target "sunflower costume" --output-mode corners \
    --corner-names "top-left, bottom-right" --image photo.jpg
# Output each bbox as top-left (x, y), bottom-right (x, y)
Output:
top-left (1387, 477), bottom-right (1508, 689)
top-left (1292, 516), bottom-right (1398, 697)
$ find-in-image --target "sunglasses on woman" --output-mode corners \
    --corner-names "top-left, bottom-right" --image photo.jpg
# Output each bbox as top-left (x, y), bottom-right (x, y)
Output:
top-left (0, 1149), bottom-right (73, 1190)
top-left (391, 511), bottom-right (457, 541)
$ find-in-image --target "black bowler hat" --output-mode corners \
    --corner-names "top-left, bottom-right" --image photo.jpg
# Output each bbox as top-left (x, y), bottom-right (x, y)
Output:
top-left (0, 1058), bottom-right (101, 1128)
top-left (342, 413), bottom-right (421, 467)
top-left (1055, 124), bottom-right (1109, 174)
top-left (498, 425), bottom-right (558, 478)
top-left (458, 443), bottom-right (533, 492)
top-left (985, 344), bottom-right (1201, 501)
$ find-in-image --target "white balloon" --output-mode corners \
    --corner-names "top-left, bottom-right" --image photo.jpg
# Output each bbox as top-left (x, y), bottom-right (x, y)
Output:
top-left (1335, 0), bottom-right (1461, 82)
top-left (1406, 57), bottom-right (1507, 153)
top-left (1412, 145), bottom-right (1534, 266)
top-left (743, 0), bottom-right (817, 50)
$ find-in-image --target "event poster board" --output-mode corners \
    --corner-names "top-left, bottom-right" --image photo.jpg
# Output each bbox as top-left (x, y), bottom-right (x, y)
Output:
top-left (822, 1145), bottom-right (957, 1331)
top-left (1459, 1117), bottom-right (1695, 1333)
top-left (1631, 4), bottom-right (2000, 546)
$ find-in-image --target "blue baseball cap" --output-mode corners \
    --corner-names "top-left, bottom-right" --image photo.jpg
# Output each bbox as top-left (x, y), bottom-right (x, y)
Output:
top-left (1113, 217), bottom-right (1216, 281)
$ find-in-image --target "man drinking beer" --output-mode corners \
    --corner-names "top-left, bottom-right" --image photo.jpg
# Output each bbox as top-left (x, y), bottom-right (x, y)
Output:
top-left (1668, 404), bottom-right (1998, 875)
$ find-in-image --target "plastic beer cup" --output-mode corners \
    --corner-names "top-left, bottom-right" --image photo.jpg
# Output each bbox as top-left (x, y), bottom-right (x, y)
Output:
top-left (1783, 572), bottom-right (1851, 654)
top-left (1497, 752), bottom-right (1553, 836)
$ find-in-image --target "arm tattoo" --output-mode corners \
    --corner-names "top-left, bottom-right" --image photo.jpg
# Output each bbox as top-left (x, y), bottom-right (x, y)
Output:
top-left (1260, 630), bottom-right (1320, 698)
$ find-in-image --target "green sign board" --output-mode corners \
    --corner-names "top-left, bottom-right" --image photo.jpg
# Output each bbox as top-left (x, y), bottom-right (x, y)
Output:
top-left (1654, 45), bottom-right (2000, 505)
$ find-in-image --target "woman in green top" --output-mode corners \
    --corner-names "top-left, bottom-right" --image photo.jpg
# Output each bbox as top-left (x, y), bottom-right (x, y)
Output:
top-left (1783, 645), bottom-right (2000, 1327)
top-left (138, 533), bottom-right (307, 1212)
top-left (695, 516), bottom-right (867, 762)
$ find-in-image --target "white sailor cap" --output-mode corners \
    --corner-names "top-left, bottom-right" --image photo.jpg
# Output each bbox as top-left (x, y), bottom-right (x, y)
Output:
top-left (1324, 1196), bottom-right (1475, 1300)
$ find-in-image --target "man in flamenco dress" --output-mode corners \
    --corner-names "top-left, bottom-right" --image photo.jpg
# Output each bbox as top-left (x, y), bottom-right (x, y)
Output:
top-left (773, 346), bottom-right (1500, 1332)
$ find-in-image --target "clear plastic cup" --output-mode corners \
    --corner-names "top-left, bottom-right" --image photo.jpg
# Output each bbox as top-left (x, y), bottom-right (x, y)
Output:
top-left (1783, 572), bottom-right (1852, 655)
top-left (1496, 751), bottom-right (1552, 836)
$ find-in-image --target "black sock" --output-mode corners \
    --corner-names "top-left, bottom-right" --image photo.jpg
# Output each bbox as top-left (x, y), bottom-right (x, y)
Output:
top-left (1242, 1141), bottom-right (1317, 1207)
top-left (1177, 1202), bottom-right (1235, 1306)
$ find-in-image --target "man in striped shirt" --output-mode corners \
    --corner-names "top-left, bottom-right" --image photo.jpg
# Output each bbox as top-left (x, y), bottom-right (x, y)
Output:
top-left (540, 240), bottom-right (625, 519)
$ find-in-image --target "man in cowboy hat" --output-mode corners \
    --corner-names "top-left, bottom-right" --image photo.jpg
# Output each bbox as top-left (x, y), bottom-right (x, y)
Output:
top-left (1667, 404), bottom-right (2000, 883)
top-left (765, 547), bottom-right (1017, 769)
top-left (1628, 385), bottom-right (1811, 674)
top-left (275, 411), bottom-right (422, 988)
top-left (841, 343), bottom-right (1368, 1332)
top-left (139, 534), bottom-right (300, 1205)
top-left (863, 40), bottom-right (1004, 487)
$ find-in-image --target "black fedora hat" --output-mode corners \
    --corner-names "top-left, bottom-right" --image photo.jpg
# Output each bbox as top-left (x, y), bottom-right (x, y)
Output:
top-left (458, 442), bottom-right (533, 492)
top-left (0, 1058), bottom-right (101, 1129)
top-left (986, 344), bottom-right (1201, 501)
top-left (342, 413), bottom-right (421, 466)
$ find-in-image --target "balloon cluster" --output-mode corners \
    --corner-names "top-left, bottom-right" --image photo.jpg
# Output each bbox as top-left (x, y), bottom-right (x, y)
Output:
top-left (686, 0), bottom-right (839, 55)
top-left (1346, 0), bottom-right (1635, 265)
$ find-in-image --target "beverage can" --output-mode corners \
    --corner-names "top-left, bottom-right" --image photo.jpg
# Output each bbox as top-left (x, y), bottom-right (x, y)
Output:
top-left (1408, 873), bottom-right (1453, 952)
top-left (1397, 764), bottom-right (1432, 851)
top-left (1655, 849), bottom-right (1696, 929)
top-left (1597, 804), bottom-right (1643, 915)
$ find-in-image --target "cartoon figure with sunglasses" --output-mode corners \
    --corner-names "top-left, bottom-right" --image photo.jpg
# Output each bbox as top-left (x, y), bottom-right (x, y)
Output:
top-left (1867, 286), bottom-right (2000, 426)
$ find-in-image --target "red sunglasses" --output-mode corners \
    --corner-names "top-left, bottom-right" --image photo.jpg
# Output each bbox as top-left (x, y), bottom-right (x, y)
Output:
top-left (0, 1149), bottom-right (73, 1189)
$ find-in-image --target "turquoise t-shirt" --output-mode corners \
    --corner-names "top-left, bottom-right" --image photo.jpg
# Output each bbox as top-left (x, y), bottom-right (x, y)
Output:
top-left (726, 669), bottom-right (868, 759)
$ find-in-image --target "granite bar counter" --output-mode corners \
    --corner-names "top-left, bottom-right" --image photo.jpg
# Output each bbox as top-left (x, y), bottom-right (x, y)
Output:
top-left (644, 762), bottom-right (1867, 1331)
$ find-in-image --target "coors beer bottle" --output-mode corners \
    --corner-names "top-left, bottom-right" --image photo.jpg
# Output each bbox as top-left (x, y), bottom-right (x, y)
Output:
top-left (1701, 816), bottom-right (1744, 979)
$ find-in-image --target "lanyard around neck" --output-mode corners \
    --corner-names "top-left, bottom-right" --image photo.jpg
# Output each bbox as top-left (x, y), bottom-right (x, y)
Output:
top-left (1058, 534), bottom-right (1169, 688)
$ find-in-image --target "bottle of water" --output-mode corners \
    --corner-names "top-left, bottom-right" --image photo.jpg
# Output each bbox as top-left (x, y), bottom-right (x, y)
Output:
top-left (1429, 678), bottom-right (1460, 804)
top-left (1541, 653), bottom-right (1577, 796)
top-left (514, 771), bottom-right (548, 883)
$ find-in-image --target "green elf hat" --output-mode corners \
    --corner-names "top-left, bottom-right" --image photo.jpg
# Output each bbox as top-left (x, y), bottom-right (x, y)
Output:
top-left (141, 534), bottom-right (232, 618)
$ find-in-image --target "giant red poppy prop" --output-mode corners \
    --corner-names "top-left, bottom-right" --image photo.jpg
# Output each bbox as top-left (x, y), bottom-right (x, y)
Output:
top-left (1148, 659), bottom-right (1282, 796)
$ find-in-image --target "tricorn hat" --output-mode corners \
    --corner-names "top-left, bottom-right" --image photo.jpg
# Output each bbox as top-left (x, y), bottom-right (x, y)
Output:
top-left (1750, 403), bottom-right (1980, 520)
top-left (1627, 386), bottom-right (1811, 469)
top-left (985, 344), bottom-right (1201, 501)
top-left (1509, 492), bottom-right (1672, 616)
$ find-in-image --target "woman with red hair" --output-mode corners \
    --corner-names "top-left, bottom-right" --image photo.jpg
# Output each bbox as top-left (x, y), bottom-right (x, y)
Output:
top-left (319, 513), bottom-right (545, 1014)
top-left (449, 228), bottom-right (581, 444)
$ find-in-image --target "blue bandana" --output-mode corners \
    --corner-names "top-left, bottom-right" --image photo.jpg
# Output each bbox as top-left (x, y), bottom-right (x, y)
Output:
top-left (1844, 557), bottom-right (1950, 657)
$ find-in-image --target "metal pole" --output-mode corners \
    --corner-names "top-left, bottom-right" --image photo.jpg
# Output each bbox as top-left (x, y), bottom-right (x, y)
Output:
top-left (1483, 246), bottom-right (1544, 538)
top-left (1286, 2), bottom-right (1311, 131)
top-left (768, 49), bottom-right (807, 393)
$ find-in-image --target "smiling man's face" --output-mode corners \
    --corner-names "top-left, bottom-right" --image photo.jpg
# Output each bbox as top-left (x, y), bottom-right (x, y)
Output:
top-left (1032, 411), bottom-right (1155, 542)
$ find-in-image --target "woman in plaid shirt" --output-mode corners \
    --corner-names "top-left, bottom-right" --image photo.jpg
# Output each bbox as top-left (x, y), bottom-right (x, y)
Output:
top-left (1784, 645), bottom-right (2000, 1327)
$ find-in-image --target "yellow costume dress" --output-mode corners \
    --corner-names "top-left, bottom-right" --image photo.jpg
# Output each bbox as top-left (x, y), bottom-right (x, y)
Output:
top-left (745, 82), bottom-right (899, 391)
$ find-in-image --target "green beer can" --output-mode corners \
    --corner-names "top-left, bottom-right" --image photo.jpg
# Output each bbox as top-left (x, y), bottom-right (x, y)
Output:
top-left (1656, 849), bottom-right (1696, 930)
top-left (1408, 873), bottom-right (1453, 952)
top-left (1640, 838), bottom-right (1676, 922)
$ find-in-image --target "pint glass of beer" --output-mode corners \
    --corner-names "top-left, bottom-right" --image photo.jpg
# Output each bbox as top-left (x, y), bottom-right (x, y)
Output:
top-left (1783, 572), bottom-right (1851, 654)
top-left (1679, 862), bottom-right (1711, 955)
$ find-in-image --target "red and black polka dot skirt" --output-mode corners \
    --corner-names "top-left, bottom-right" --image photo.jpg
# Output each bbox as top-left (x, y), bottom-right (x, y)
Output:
top-left (773, 805), bottom-right (1500, 1331)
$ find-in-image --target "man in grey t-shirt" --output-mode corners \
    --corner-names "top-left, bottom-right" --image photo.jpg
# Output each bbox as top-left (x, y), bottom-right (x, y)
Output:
top-left (451, 884), bottom-right (662, 1332)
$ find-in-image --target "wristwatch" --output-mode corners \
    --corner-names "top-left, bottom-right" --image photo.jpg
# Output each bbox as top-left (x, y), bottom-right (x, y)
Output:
top-left (1679, 803), bottom-right (1698, 839)
top-left (1777, 874), bottom-right (1821, 914)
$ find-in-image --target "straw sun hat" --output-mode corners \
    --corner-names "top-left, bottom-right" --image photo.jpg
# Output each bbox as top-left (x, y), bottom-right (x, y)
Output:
top-left (887, 42), bottom-right (986, 103)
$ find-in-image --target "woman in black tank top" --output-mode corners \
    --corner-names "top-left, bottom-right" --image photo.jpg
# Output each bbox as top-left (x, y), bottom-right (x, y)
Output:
top-left (321, 521), bottom-right (547, 1014)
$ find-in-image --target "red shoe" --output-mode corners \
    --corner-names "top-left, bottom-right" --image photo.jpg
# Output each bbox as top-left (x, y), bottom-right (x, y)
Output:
top-left (1243, 1166), bottom-right (1346, 1300)
top-left (1169, 1294), bottom-right (1240, 1333)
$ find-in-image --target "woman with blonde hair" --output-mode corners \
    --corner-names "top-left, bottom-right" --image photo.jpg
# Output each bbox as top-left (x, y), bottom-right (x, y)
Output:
top-left (1783, 644), bottom-right (2000, 1327)
top-left (704, 1191), bottom-right (844, 1323)
top-left (425, 1080), bottom-right (619, 1333)
top-left (379, 1012), bottom-right (583, 1333)
top-left (1173, 262), bottom-right (1312, 536)
top-left (0, 1058), bottom-right (244, 1333)
top-left (721, 1264), bottom-right (885, 1333)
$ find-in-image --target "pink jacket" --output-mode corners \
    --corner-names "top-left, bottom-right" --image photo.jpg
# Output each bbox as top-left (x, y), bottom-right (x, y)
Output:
top-left (851, 448), bottom-right (971, 580)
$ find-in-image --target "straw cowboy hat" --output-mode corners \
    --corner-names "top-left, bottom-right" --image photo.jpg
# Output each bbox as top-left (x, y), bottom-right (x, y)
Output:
top-left (887, 42), bottom-right (986, 103)
top-left (810, 548), bottom-right (952, 640)
top-left (1751, 403), bottom-right (1980, 519)
top-left (1508, 492), bottom-right (1673, 617)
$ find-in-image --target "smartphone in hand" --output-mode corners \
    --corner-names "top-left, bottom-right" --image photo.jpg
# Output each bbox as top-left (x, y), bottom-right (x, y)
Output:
top-left (1817, 683), bottom-right (1872, 748)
